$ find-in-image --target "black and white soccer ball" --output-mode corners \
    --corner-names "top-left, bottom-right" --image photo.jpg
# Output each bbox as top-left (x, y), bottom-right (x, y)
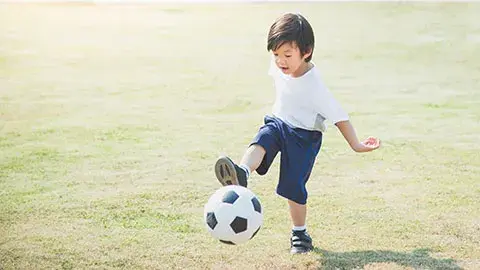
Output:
top-left (204, 185), bottom-right (263, 245)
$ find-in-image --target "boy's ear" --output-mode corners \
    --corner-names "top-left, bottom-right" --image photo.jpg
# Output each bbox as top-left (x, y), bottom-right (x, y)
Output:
top-left (302, 47), bottom-right (313, 60)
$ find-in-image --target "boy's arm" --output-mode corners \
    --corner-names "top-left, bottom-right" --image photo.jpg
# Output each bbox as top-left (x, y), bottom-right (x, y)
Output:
top-left (335, 120), bottom-right (380, 153)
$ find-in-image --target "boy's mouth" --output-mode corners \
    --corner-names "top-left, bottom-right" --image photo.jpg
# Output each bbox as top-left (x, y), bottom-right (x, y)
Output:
top-left (280, 67), bottom-right (289, 72)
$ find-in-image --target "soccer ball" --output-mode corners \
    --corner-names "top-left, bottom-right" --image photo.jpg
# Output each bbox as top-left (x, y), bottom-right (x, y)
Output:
top-left (204, 185), bottom-right (263, 245)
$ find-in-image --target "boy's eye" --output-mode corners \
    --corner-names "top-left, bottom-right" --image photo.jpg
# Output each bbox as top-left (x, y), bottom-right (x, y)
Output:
top-left (285, 55), bottom-right (292, 58)
top-left (273, 53), bottom-right (279, 56)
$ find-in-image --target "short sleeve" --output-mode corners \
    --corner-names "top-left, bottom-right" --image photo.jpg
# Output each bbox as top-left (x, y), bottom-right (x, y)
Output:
top-left (315, 83), bottom-right (349, 124)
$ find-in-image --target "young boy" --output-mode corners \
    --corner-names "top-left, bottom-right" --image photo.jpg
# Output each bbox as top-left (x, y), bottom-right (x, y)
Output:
top-left (214, 13), bottom-right (380, 254)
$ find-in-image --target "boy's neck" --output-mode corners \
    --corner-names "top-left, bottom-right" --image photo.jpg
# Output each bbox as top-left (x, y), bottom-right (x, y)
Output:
top-left (291, 62), bottom-right (313, 78)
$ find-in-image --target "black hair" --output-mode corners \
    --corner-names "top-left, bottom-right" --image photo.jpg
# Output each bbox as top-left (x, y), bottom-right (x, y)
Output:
top-left (267, 13), bottom-right (315, 62)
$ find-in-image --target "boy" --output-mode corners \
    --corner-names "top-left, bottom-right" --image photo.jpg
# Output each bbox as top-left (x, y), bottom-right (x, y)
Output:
top-left (214, 13), bottom-right (380, 254)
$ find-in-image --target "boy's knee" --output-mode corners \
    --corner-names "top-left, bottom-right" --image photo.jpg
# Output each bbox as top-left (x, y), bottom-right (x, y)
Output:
top-left (277, 185), bottom-right (308, 205)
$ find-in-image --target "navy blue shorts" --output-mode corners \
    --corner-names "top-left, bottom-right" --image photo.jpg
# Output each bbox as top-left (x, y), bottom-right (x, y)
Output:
top-left (251, 115), bottom-right (322, 205)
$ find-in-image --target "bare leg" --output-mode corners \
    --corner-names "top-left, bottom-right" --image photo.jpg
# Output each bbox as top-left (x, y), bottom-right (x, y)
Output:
top-left (289, 199), bottom-right (312, 254)
top-left (288, 200), bottom-right (307, 227)
top-left (240, 144), bottom-right (266, 173)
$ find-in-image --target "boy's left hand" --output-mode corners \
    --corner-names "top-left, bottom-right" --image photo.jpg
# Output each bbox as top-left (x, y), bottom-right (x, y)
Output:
top-left (356, 137), bottom-right (381, 152)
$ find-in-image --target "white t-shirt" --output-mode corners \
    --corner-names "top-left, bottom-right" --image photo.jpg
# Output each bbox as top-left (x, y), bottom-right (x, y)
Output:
top-left (268, 60), bottom-right (349, 133)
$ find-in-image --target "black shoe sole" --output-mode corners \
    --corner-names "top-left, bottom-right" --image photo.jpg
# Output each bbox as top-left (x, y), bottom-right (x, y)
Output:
top-left (214, 156), bottom-right (239, 186)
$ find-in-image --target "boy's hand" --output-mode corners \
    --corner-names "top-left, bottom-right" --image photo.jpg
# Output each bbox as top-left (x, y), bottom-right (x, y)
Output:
top-left (335, 121), bottom-right (381, 153)
top-left (354, 137), bottom-right (381, 152)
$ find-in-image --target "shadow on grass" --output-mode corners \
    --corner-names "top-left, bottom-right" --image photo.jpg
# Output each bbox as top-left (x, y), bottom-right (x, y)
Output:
top-left (314, 248), bottom-right (462, 270)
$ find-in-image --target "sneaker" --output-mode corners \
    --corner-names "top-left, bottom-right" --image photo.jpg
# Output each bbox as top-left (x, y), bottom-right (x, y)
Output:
top-left (214, 156), bottom-right (248, 187)
top-left (290, 230), bottom-right (313, 254)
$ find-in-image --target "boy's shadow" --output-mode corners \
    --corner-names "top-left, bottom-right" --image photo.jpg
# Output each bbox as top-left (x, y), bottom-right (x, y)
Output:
top-left (314, 248), bottom-right (462, 270)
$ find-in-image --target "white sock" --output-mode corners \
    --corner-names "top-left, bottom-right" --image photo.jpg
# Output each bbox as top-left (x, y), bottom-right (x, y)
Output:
top-left (293, 225), bottom-right (307, 231)
top-left (239, 164), bottom-right (250, 178)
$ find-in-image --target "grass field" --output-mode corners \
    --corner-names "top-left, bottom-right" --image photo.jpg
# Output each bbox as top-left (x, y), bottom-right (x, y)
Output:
top-left (1, 2), bottom-right (479, 269)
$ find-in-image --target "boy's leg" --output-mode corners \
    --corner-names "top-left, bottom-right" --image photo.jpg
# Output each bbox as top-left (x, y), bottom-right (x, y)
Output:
top-left (273, 124), bottom-right (321, 254)
top-left (240, 144), bottom-right (266, 173)
top-left (289, 200), bottom-right (313, 254)
top-left (214, 144), bottom-right (266, 187)
top-left (288, 199), bottom-right (307, 227)
top-left (214, 116), bottom-right (281, 187)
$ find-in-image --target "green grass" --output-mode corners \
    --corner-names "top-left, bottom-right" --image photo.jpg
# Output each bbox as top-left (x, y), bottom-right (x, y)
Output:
top-left (1, 2), bottom-right (479, 269)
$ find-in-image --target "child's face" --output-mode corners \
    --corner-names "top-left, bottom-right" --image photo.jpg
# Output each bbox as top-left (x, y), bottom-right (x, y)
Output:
top-left (272, 42), bottom-right (312, 77)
